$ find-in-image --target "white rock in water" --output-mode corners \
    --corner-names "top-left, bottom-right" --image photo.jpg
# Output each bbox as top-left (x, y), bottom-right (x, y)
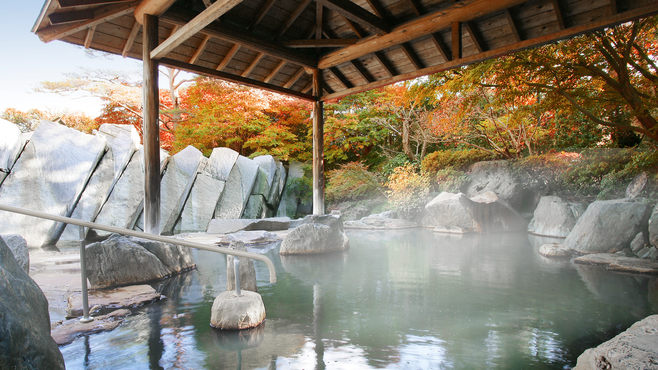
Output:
top-left (210, 290), bottom-right (266, 330)
top-left (0, 120), bottom-right (106, 248)
top-left (538, 243), bottom-right (571, 258)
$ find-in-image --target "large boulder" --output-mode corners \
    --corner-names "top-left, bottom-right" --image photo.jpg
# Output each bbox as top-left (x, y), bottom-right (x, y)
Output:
top-left (573, 314), bottom-right (658, 370)
top-left (1, 234), bottom-right (29, 272)
top-left (276, 161), bottom-right (308, 218)
top-left (0, 118), bottom-right (27, 186)
top-left (85, 234), bottom-right (195, 288)
top-left (0, 120), bottom-right (106, 248)
top-left (226, 241), bottom-right (258, 292)
top-left (527, 196), bottom-right (588, 237)
top-left (210, 290), bottom-right (266, 330)
top-left (280, 214), bottom-right (349, 255)
top-left (215, 155), bottom-right (259, 219)
top-left (564, 198), bottom-right (653, 254)
top-left (425, 191), bottom-right (527, 233)
top-left (0, 235), bottom-right (65, 369)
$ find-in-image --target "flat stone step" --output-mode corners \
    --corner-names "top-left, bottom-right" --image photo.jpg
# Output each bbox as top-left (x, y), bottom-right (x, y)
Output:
top-left (573, 253), bottom-right (658, 274)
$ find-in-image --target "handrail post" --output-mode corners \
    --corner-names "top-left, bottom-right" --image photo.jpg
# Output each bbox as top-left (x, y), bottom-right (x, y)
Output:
top-left (234, 258), bottom-right (241, 296)
top-left (79, 226), bottom-right (93, 323)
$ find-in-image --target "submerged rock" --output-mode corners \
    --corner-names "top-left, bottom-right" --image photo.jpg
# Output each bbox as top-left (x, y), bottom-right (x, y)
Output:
top-left (52, 309), bottom-right (131, 346)
top-left (210, 290), bottom-right (266, 330)
top-left (0, 235), bottom-right (64, 369)
top-left (573, 314), bottom-right (658, 370)
top-left (574, 253), bottom-right (658, 274)
top-left (280, 214), bottom-right (349, 255)
top-left (527, 196), bottom-right (588, 237)
top-left (538, 243), bottom-right (571, 258)
top-left (219, 231), bottom-right (281, 246)
top-left (66, 285), bottom-right (161, 318)
top-left (565, 198), bottom-right (653, 254)
top-left (85, 234), bottom-right (195, 289)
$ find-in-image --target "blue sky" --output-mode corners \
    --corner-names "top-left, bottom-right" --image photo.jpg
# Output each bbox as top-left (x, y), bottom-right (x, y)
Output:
top-left (0, 1), bottom-right (151, 117)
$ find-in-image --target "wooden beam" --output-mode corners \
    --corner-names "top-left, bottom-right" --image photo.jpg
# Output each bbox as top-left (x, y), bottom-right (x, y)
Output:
top-left (318, 0), bottom-right (526, 69)
top-left (363, 0), bottom-right (386, 19)
top-left (608, 0), bottom-right (618, 15)
top-left (250, 0), bottom-right (276, 29)
top-left (278, 0), bottom-right (312, 37)
top-left (505, 9), bottom-right (521, 43)
top-left (302, 81), bottom-right (313, 94)
top-left (134, 0), bottom-right (177, 24)
top-left (49, 9), bottom-right (95, 25)
top-left (142, 13), bottom-right (161, 235)
top-left (315, 0), bottom-right (389, 35)
top-left (264, 60), bottom-right (286, 83)
top-left (320, 2), bottom-right (658, 101)
top-left (151, 0), bottom-right (243, 60)
top-left (160, 58), bottom-right (314, 101)
top-left (122, 20), bottom-right (140, 57)
top-left (328, 67), bottom-right (353, 89)
top-left (216, 43), bottom-right (240, 71)
top-left (464, 21), bottom-right (484, 53)
top-left (430, 33), bottom-right (451, 62)
top-left (316, 2), bottom-right (323, 40)
top-left (242, 52), bottom-right (265, 77)
top-left (189, 34), bottom-right (211, 64)
top-left (59, 0), bottom-right (133, 7)
top-left (341, 14), bottom-right (365, 38)
top-left (37, 1), bottom-right (138, 43)
top-left (312, 69), bottom-right (325, 215)
top-left (283, 39), bottom-right (359, 47)
top-left (350, 60), bottom-right (373, 83)
top-left (283, 67), bottom-right (306, 89)
top-left (373, 51), bottom-right (395, 77)
top-left (451, 21), bottom-right (461, 60)
top-left (401, 43), bottom-right (423, 70)
top-left (162, 7), bottom-right (317, 69)
top-left (84, 25), bottom-right (96, 48)
top-left (551, 0), bottom-right (565, 30)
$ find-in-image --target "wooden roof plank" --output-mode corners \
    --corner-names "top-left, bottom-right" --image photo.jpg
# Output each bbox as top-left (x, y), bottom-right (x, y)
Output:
top-left (242, 52), bottom-right (265, 77)
top-left (37, 1), bottom-right (139, 43)
top-left (283, 38), bottom-right (359, 47)
top-left (151, 0), bottom-right (243, 60)
top-left (160, 57), bottom-right (314, 100)
top-left (316, 2), bottom-right (324, 40)
top-left (121, 19), bottom-right (140, 57)
top-left (430, 32), bottom-right (451, 62)
top-left (49, 9), bottom-right (95, 25)
top-left (315, 0), bottom-right (390, 35)
top-left (278, 0), bottom-right (313, 37)
top-left (363, 0), bottom-right (386, 19)
top-left (318, 0), bottom-right (526, 69)
top-left (340, 14), bottom-right (365, 38)
top-left (264, 60), bottom-right (287, 83)
top-left (328, 66), bottom-right (353, 89)
top-left (350, 59), bottom-right (374, 83)
top-left (551, 0), bottom-right (566, 29)
top-left (216, 43), bottom-right (240, 70)
top-left (283, 67), bottom-right (306, 88)
top-left (59, 0), bottom-right (134, 7)
top-left (373, 51), bottom-right (396, 77)
top-left (505, 9), bottom-right (522, 42)
top-left (250, 0), bottom-right (277, 29)
top-left (464, 21), bottom-right (484, 53)
top-left (401, 43), bottom-right (423, 69)
top-left (189, 34), bottom-right (211, 64)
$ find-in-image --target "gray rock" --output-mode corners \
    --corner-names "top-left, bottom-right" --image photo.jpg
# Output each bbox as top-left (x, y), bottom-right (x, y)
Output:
top-left (226, 241), bottom-right (258, 292)
top-left (267, 161), bottom-right (287, 208)
top-left (60, 129), bottom-right (137, 243)
top-left (210, 290), bottom-right (266, 330)
top-left (626, 172), bottom-right (648, 198)
top-left (207, 217), bottom-right (291, 234)
top-left (0, 120), bottom-right (106, 248)
top-left (648, 202), bottom-right (658, 248)
top-left (52, 309), bottom-right (131, 346)
top-left (1, 234), bottom-right (29, 272)
top-left (203, 147), bottom-right (238, 181)
top-left (630, 232), bottom-right (649, 254)
top-left (277, 161), bottom-right (308, 218)
top-left (564, 198), bottom-right (653, 254)
top-left (219, 231), bottom-right (282, 246)
top-left (66, 285), bottom-right (161, 318)
top-left (538, 243), bottom-right (571, 258)
top-left (173, 173), bottom-right (224, 234)
top-left (573, 314), bottom-right (658, 370)
top-left (280, 215), bottom-right (349, 255)
top-left (0, 118), bottom-right (27, 185)
top-left (573, 253), bottom-right (658, 274)
top-left (96, 123), bottom-right (141, 149)
top-left (85, 234), bottom-right (195, 289)
top-left (638, 246), bottom-right (658, 260)
top-left (425, 192), bottom-right (480, 232)
top-left (243, 194), bottom-right (269, 219)
top-left (344, 214), bottom-right (419, 229)
top-left (214, 155), bottom-right (259, 219)
top-left (527, 196), bottom-right (588, 237)
top-left (0, 235), bottom-right (65, 369)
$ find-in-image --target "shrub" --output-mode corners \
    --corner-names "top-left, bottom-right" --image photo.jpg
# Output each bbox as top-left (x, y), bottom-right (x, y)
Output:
top-left (386, 164), bottom-right (431, 219)
top-left (326, 162), bottom-right (385, 203)
top-left (421, 149), bottom-right (499, 177)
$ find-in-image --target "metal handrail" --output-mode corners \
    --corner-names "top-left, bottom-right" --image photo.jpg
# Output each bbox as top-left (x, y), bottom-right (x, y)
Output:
top-left (0, 203), bottom-right (277, 283)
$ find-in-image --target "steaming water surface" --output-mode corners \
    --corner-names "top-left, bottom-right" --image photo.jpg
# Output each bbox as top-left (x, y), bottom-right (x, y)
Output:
top-left (60, 229), bottom-right (658, 369)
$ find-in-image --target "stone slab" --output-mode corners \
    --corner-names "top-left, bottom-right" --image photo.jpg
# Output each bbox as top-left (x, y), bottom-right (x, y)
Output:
top-left (574, 253), bottom-right (658, 274)
top-left (203, 147), bottom-right (239, 181)
top-left (66, 285), bottom-right (161, 318)
top-left (174, 173), bottom-right (224, 234)
top-left (0, 118), bottom-right (27, 185)
top-left (214, 155), bottom-right (259, 219)
top-left (52, 309), bottom-right (131, 346)
top-left (218, 230), bottom-right (282, 246)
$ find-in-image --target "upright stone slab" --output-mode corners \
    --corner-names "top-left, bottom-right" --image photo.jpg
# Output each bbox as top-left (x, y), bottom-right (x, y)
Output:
top-left (268, 161), bottom-right (287, 208)
top-left (215, 155), bottom-right (259, 219)
top-left (243, 194), bottom-right (268, 219)
top-left (0, 120), bottom-right (106, 248)
top-left (527, 196), bottom-right (588, 237)
top-left (277, 161), bottom-right (307, 218)
top-left (0, 118), bottom-right (27, 186)
top-left (174, 148), bottom-right (237, 233)
top-left (252, 155), bottom-right (277, 190)
top-left (60, 129), bottom-right (137, 243)
top-left (0, 236), bottom-right (65, 369)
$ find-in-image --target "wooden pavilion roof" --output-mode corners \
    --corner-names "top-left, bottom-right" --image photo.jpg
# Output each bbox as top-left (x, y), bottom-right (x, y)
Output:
top-left (33, 0), bottom-right (658, 102)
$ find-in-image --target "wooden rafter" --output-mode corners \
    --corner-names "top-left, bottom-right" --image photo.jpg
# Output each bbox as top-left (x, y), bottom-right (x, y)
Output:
top-left (318, 0), bottom-right (526, 69)
top-left (278, 0), bottom-right (312, 37)
top-left (37, 1), bottom-right (138, 43)
top-left (363, 0), bottom-right (386, 19)
top-left (151, 0), bottom-right (243, 60)
top-left (302, 81), bottom-right (313, 94)
top-left (242, 52), bottom-right (265, 77)
top-left (189, 34), bottom-right (211, 64)
top-left (404, 0), bottom-right (421, 16)
top-left (373, 51), bottom-right (395, 77)
top-left (216, 43), bottom-right (240, 71)
top-left (505, 9), bottom-right (521, 42)
top-left (608, 0), bottom-right (618, 15)
top-left (84, 25), bottom-right (96, 48)
top-left (350, 60), bottom-right (373, 84)
top-left (430, 33), bottom-right (451, 62)
top-left (283, 67), bottom-right (306, 89)
top-left (250, 0), bottom-right (276, 29)
top-left (264, 60), bottom-right (286, 83)
top-left (316, 2), bottom-right (323, 40)
top-left (283, 39), bottom-right (358, 47)
top-left (341, 14), bottom-right (364, 38)
top-left (551, 0), bottom-right (565, 30)
top-left (464, 22), bottom-right (484, 53)
top-left (49, 9), bottom-right (95, 25)
top-left (160, 58), bottom-right (314, 101)
top-left (401, 43), bottom-right (423, 70)
top-left (162, 7), bottom-right (317, 69)
top-left (451, 21), bottom-right (461, 60)
top-left (315, 0), bottom-right (389, 35)
top-left (122, 19), bottom-right (140, 57)
top-left (59, 0), bottom-right (133, 7)
top-left (328, 67), bottom-right (353, 89)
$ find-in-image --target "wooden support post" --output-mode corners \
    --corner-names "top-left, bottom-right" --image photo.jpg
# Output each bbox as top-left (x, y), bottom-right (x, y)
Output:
top-left (312, 69), bottom-right (325, 215)
top-left (142, 14), bottom-right (161, 234)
